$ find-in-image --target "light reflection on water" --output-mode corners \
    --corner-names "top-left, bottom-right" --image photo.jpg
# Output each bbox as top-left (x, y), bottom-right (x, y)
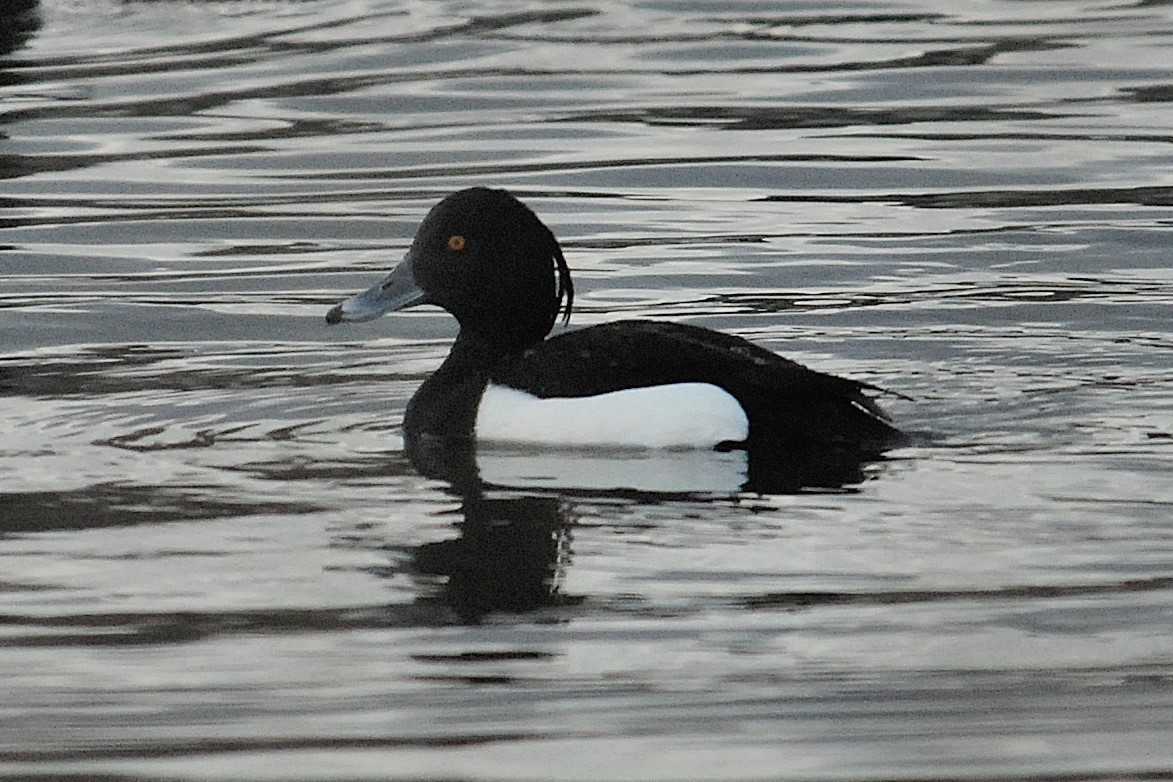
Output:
top-left (2, 0), bottom-right (1173, 779)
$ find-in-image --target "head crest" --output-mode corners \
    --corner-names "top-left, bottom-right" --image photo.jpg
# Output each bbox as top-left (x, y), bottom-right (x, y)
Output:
top-left (553, 243), bottom-right (574, 324)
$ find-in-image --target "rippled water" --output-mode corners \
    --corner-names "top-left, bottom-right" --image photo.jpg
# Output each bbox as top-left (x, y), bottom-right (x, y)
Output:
top-left (2, 0), bottom-right (1172, 779)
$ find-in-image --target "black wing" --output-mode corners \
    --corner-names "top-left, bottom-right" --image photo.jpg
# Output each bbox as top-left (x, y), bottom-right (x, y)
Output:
top-left (490, 319), bottom-right (907, 454)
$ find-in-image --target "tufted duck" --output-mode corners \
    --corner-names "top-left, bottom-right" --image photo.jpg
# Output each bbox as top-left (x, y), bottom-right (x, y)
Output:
top-left (326, 187), bottom-right (907, 460)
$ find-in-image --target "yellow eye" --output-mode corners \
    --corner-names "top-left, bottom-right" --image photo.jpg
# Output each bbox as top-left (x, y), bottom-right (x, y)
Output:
top-left (447, 234), bottom-right (466, 251)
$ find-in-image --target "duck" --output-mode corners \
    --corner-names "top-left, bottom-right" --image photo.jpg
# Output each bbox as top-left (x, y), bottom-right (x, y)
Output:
top-left (326, 187), bottom-right (907, 463)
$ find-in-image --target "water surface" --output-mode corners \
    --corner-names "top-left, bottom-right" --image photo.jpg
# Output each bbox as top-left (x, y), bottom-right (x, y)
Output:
top-left (2, 0), bottom-right (1172, 779)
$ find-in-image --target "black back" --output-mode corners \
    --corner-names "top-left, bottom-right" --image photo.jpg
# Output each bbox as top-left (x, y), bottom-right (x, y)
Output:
top-left (491, 319), bottom-right (907, 455)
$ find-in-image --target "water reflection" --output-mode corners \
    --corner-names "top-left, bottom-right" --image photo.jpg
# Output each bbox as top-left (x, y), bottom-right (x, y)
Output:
top-left (0, 483), bottom-right (319, 536)
top-left (413, 492), bottom-right (575, 623)
top-left (564, 102), bottom-right (1065, 130)
top-left (409, 424), bottom-right (888, 498)
top-left (401, 431), bottom-right (889, 622)
top-left (0, 0), bottom-right (38, 60)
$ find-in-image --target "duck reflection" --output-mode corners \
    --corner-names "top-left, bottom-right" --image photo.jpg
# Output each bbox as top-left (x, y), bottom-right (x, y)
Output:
top-left (413, 492), bottom-right (575, 623)
top-left (407, 441), bottom-right (576, 624)
top-left (404, 434), bottom-right (886, 623)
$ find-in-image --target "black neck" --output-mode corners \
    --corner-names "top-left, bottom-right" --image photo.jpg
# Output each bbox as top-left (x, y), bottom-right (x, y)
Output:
top-left (443, 329), bottom-right (527, 372)
top-left (402, 329), bottom-right (529, 443)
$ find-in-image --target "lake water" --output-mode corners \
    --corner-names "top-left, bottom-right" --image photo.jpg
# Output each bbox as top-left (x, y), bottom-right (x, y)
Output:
top-left (2, 0), bottom-right (1172, 779)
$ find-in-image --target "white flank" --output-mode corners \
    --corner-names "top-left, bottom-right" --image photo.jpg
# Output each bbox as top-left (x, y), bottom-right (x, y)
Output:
top-left (475, 382), bottom-right (749, 450)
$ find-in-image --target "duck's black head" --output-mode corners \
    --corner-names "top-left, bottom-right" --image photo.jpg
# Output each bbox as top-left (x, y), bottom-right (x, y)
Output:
top-left (327, 187), bottom-right (573, 351)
